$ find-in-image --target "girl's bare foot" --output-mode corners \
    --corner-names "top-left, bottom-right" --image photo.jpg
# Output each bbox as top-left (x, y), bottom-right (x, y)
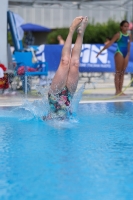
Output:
top-left (115, 91), bottom-right (121, 96)
top-left (77, 16), bottom-right (88, 35)
top-left (70, 16), bottom-right (83, 33)
top-left (120, 92), bottom-right (127, 96)
top-left (115, 91), bottom-right (127, 96)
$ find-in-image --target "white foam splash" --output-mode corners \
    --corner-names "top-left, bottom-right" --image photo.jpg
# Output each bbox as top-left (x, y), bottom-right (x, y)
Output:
top-left (8, 84), bottom-right (85, 121)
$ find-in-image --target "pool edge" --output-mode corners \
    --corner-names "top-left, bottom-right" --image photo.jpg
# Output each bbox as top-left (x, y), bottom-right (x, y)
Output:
top-left (0, 99), bottom-right (132, 107)
top-left (80, 99), bottom-right (132, 104)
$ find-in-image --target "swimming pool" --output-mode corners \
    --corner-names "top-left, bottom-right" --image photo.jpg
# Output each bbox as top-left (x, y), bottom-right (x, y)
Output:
top-left (0, 102), bottom-right (133, 200)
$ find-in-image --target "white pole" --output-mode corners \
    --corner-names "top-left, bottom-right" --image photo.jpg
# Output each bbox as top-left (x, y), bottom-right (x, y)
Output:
top-left (0, 0), bottom-right (8, 67)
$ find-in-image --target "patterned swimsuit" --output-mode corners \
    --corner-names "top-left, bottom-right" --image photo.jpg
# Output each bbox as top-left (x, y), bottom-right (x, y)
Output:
top-left (48, 86), bottom-right (73, 119)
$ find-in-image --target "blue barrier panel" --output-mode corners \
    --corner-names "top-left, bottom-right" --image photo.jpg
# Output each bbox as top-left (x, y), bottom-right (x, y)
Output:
top-left (42, 43), bottom-right (133, 72)
top-left (14, 44), bottom-right (133, 73)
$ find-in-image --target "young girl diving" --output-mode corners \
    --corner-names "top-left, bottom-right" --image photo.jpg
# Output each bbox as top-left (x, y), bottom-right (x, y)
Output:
top-left (43, 16), bottom-right (88, 120)
top-left (96, 20), bottom-right (132, 95)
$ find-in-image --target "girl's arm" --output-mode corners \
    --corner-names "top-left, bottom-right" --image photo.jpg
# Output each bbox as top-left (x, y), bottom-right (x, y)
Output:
top-left (127, 34), bottom-right (132, 55)
top-left (96, 32), bottom-right (120, 57)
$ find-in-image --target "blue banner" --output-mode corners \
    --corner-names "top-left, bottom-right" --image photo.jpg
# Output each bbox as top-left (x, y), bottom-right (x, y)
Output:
top-left (36, 43), bottom-right (133, 73)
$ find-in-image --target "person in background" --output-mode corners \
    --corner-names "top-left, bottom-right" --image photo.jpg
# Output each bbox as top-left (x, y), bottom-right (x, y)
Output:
top-left (97, 20), bottom-right (132, 95)
top-left (57, 35), bottom-right (65, 45)
top-left (24, 31), bottom-right (35, 48)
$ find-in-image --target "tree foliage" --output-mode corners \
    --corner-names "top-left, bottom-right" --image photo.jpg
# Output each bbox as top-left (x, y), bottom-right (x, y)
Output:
top-left (46, 19), bottom-right (120, 44)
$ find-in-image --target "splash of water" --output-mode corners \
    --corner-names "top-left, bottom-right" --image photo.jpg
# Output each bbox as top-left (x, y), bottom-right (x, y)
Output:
top-left (17, 85), bottom-right (50, 120)
top-left (72, 84), bottom-right (85, 113)
top-left (7, 84), bottom-right (85, 121)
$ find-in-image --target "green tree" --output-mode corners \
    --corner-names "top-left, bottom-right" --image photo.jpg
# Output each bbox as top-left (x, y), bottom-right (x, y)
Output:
top-left (7, 32), bottom-right (13, 46)
top-left (46, 19), bottom-right (120, 44)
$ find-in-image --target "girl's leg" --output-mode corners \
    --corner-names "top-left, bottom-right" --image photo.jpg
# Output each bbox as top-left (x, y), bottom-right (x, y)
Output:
top-left (66, 17), bottom-right (88, 94)
top-left (114, 53), bottom-right (124, 95)
top-left (119, 54), bottom-right (129, 94)
top-left (49, 16), bottom-right (83, 93)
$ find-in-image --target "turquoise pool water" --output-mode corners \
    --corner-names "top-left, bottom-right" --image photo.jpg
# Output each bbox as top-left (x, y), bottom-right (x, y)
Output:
top-left (0, 102), bottom-right (133, 200)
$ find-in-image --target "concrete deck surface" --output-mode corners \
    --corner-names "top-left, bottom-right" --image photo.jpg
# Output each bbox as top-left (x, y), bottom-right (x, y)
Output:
top-left (0, 73), bottom-right (133, 106)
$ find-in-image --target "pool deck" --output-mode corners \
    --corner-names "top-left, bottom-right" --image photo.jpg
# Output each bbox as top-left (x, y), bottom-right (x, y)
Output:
top-left (0, 87), bottom-right (133, 107)
top-left (81, 86), bottom-right (133, 103)
top-left (0, 74), bottom-right (133, 106)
